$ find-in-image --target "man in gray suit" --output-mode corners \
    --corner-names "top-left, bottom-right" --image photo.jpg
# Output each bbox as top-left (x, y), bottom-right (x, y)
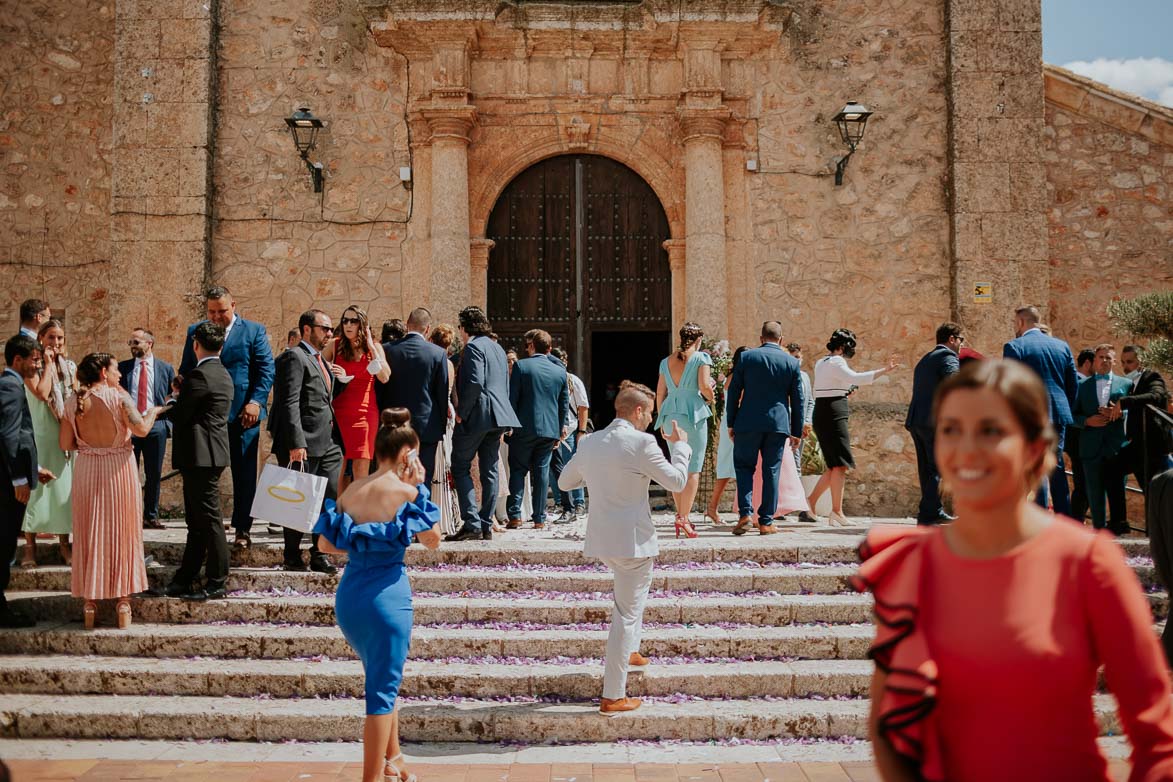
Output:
top-left (446, 307), bottom-right (521, 542)
top-left (268, 309), bottom-right (348, 573)
top-left (558, 380), bottom-right (690, 714)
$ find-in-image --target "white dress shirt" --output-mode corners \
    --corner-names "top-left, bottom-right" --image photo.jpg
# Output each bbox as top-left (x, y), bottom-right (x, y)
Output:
top-left (566, 372), bottom-right (590, 428)
top-left (19, 327), bottom-right (37, 339)
top-left (1096, 375), bottom-right (1112, 407)
top-left (813, 355), bottom-right (877, 398)
top-left (558, 417), bottom-right (690, 559)
top-left (223, 314), bottom-right (239, 345)
top-left (130, 355), bottom-right (155, 408)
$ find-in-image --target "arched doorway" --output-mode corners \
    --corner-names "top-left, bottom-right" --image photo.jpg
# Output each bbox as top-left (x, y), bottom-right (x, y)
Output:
top-left (486, 155), bottom-right (672, 426)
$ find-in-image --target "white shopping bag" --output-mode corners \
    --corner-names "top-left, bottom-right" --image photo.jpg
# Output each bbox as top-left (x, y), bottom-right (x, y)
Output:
top-left (250, 462), bottom-right (328, 533)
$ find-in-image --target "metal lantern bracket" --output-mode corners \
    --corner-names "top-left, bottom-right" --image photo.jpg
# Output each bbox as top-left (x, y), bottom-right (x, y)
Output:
top-left (285, 107), bottom-right (325, 193)
top-left (832, 101), bottom-right (872, 186)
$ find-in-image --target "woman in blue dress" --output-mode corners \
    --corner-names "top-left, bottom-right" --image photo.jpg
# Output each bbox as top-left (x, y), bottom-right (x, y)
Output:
top-left (655, 322), bottom-right (715, 538)
top-left (316, 407), bottom-right (441, 782)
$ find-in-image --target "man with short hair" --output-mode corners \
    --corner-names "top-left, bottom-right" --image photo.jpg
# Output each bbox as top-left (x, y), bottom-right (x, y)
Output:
top-left (558, 380), bottom-right (690, 714)
top-left (119, 329), bottom-right (176, 530)
top-left (159, 322), bottom-right (233, 600)
top-left (548, 347), bottom-right (590, 522)
top-left (1075, 348), bottom-right (1095, 380)
top-left (905, 323), bottom-right (963, 525)
top-left (446, 306), bottom-right (520, 542)
top-left (180, 286), bottom-right (275, 549)
top-left (0, 335), bottom-right (55, 627)
top-left (267, 310), bottom-right (346, 573)
top-left (1003, 305), bottom-right (1078, 514)
top-left (379, 307), bottom-right (449, 486)
top-left (1065, 347), bottom-right (1097, 521)
top-left (1118, 344), bottom-right (1171, 493)
top-left (506, 329), bottom-right (568, 530)
top-left (17, 300), bottom-right (50, 339)
top-left (725, 321), bottom-right (804, 536)
top-left (285, 329), bottom-right (300, 351)
top-left (1072, 344), bottom-right (1132, 534)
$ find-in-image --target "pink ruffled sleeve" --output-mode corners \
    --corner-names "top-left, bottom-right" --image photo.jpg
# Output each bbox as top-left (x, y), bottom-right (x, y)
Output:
top-left (1083, 533), bottom-right (1173, 782)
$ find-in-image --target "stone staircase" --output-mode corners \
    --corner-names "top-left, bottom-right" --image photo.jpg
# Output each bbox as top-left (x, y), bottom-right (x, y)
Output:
top-left (0, 518), bottom-right (1161, 748)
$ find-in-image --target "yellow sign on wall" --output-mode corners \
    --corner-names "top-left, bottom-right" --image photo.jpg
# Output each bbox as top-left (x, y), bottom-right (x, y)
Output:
top-left (973, 282), bottom-right (992, 304)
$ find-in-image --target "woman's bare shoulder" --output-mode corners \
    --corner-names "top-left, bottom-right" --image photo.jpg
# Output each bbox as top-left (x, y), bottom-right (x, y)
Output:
top-left (338, 472), bottom-right (415, 523)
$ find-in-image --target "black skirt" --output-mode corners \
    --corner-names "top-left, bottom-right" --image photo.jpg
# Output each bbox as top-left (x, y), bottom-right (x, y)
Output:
top-left (813, 396), bottom-right (854, 469)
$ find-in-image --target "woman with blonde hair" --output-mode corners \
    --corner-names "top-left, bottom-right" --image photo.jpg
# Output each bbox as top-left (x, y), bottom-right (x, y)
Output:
top-left (853, 359), bottom-right (1173, 781)
top-left (326, 305), bottom-right (391, 491)
top-left (19, 319), bottom-right (76, 568)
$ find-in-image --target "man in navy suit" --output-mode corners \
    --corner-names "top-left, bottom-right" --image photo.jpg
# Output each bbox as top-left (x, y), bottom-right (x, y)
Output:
top-left (1072, 345), bottom-right (1133, 534)
top-left (179, 286), bottom-right (275, 548)
top-left (378, 307), bottom-right (449, 487)
top-left (905, 322), bottom-right (963, 525)
top-left (446, 307), bottom-right (521, 542)
top-left (725, 321), bottom-right (804, 535)
top-left (120, 328), bottom-right (176, 530)
top-left (505, 329), bottom-right (569, 530)
top-left (1002, 305), bottom-right (1078, 515)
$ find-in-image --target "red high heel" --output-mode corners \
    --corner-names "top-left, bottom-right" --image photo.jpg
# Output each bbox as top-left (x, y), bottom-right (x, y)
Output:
top-left (674, 517), bottom-right (698, 539)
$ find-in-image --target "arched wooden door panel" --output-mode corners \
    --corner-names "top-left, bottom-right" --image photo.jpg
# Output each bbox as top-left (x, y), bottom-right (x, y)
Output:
top-left (486, 155), bottom-right (672, 401)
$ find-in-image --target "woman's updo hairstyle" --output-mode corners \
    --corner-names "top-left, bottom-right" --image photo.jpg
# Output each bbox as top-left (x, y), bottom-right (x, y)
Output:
top-left (77, 353), bottom-right (115, 387)
top-left (375, 407), bottom-right (418, 463)
top-left (677, 322), bottom-right (704, 359)
top-left (826, 328), bottom-right (857, 358)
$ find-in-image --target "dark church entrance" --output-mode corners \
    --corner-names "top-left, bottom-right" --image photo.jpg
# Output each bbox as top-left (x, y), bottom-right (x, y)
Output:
top-left (486, 155), bottom-right (673, 427)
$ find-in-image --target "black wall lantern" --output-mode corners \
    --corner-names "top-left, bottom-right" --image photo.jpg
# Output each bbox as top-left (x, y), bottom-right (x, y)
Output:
top-left (285, 106), bottom-right (325, 193)
top-left (832, 101), bottom-right (872, 186)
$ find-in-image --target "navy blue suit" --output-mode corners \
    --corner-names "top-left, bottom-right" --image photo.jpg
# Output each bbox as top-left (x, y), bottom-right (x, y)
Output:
top-left (1003, 328), bottom-right (1078, 515)
top-left (506, 353), bottom-right (569, 526)
top-left (119, 356), bottom-right (176, 522)
top-left (0, 368), bottom-right (37, 613)
top-left (451, 336), bottom-right (520, 533)
top-left (180, 317), bottom-right (275, 535)
top-left (378, 332), bottom-right (450, 486)
top-left (904, 345), bottom-right (959, 524)
top-left (725, 343), bottom-right (804, 524)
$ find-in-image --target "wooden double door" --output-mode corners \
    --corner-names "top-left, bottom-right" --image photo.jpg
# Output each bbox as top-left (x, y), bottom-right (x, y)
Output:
top-left (486, 155), bottom-right (672, 414)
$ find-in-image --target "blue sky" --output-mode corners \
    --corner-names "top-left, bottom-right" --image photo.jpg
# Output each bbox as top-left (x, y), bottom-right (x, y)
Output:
top-left (1043, 0), bottom-right (1173, 105)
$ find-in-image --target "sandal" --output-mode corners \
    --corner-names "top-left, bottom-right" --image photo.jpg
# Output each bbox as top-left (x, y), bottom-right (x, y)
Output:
top-left (384, 752), bottom-right (417, 782)
top-left (703, 509), bottom-right (722, 526)
top-left (116, 598), bottom-right (132, 630)
top-left (83, 600), bottom-right (97, 630)
top-left (59, 542), bottom-right (72, 567)
top-left (19, 557), bottom-right (37, 570)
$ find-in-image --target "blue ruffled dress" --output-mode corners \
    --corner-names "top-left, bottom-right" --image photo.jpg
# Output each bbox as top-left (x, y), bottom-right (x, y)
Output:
top-left (314, 485), bottom-right (440, 715)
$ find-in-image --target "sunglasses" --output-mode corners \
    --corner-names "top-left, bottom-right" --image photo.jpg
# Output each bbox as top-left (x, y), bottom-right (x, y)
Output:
top-left (339, 317), bottom-right (361, 325)
top-left (127, 339), bottom-right (150, 346)
top-left (312, 323), bottom-right (335, 332)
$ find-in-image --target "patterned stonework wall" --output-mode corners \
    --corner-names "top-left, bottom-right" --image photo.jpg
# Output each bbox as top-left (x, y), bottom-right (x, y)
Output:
top-left (1044, 74), bottom-right (1173, 352)
top-left (0, 2), bottom-right (115, 353)
top-left (211, 0), bottom-right (411, 340)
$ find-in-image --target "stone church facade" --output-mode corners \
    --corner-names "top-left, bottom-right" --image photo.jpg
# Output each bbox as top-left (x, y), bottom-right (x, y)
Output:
top-left (2, 0), bottom-right (1169, 513)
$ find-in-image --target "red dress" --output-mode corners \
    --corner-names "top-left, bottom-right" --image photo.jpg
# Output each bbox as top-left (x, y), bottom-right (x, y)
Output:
top-left (331, 339), bottom-right (378, 460)
top-left (853, 521), bottom-right (1173, 782)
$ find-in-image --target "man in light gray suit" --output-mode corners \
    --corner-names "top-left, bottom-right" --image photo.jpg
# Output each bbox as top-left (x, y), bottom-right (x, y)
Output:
top-left (558, 380), bottom-right (690, 715)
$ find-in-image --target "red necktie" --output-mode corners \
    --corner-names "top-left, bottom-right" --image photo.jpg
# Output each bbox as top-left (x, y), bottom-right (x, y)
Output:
top-left (137, 360), bottom-right (149, 413)
top-left (316, 353), bottom-right (331, 389)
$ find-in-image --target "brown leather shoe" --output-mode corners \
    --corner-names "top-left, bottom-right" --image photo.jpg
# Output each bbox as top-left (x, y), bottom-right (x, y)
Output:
top-left (533, 521), bottom-right (545, 530)
top-left (629, 651), bottom-right (649, 667)
top-left (758, 523), bottom-right (781, 535)
top-left (732, 517), bottom-right (753, 536)
top-left (599, 696), bottom-right (642, 714)
top-left (506, 519), bottom-right (522, 530)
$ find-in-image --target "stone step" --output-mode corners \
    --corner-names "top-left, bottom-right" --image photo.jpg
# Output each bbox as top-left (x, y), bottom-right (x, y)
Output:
top-left (0, 621), bottom-right (874, 661)
top-left (0, 655), bottom-right (875, 699)
top-left (6, 563), bottom-right (859, 596)
top-left (0, 692), bottom-right (1129, 743)
top-left (8, 591), bottom-right (879, 627)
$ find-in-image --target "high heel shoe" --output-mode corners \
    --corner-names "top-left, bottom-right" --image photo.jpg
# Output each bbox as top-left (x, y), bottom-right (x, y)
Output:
top-left (116, 598), bottom-right (132, 630)
top-left (83, 600), bottom-right (96, 630)
top-left (385, 752), bottom-right (417, 782)
top-left (674, 517), bottom-right (698, 539)
top-left (703, 509), bottom-right (722, 526)
top-left (828, 510), bottom-right (850, 527)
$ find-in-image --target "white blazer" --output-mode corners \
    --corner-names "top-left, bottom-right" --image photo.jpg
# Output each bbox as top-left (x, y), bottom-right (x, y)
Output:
top-left (558, 417), bottom-right (691, 559)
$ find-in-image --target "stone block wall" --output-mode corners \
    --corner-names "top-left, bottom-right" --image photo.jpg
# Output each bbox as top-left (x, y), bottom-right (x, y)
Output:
top-left (1043, 66), bottom-right (1173, 352)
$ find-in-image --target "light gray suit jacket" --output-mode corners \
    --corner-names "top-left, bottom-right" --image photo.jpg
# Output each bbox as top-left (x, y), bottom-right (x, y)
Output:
top-left (558, 417), bottom-right (690, 559)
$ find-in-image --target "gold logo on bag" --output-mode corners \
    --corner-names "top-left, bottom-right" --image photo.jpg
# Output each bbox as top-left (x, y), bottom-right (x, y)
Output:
top-left (268, 486), bottom-right (306, 503)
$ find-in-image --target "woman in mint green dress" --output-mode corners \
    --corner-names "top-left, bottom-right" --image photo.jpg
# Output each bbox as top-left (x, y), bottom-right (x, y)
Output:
top-left (655, 322), bottom-right (715, 538)
top-left (19, 320), bottom-right (75, 568)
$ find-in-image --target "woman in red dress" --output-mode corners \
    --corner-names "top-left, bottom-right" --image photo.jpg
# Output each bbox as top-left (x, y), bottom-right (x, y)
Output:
top-left (325, 306), bottom-right (391, 492)
top-left (854, 359), bottom-right (1173, 782)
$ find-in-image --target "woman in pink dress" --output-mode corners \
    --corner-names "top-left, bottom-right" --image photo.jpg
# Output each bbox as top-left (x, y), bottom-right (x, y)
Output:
top-left (853, 359), bottom-right (1173, 782)
top-left (324, 306), bottom-right (391, 493)
top-left (60, 353), bottom-right (165, 630)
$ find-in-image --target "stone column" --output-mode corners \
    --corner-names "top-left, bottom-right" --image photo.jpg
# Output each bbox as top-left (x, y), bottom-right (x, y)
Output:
top-left (421, 107), bottom-right (477, 322)
top-left (679, 109), bottom-right (730, 336)
top-left (469, 237), bottom-right (496, 309)
top-left (663, 239), bottom-right (687, 335)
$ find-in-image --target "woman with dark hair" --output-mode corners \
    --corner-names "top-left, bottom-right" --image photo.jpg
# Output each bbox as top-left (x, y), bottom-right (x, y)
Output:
top-left (806, 328), bottom-right (899, 525)
top-left (19, 319), bottom-right (76, 568)
top-left (704, 345), bottom-right (748, 525)
top-left (60, 353), bottom-right (165, 629)
top-left (428, 323), bottom-right (460, 535)
top-left (655, 322), bottom-right (715, 538)
top-left (326, 305), bottom-right (391, 491)
top-left (854, 359), bottom-right (1173, 781)
top-left (316, 408), bottom-right (441, 782)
